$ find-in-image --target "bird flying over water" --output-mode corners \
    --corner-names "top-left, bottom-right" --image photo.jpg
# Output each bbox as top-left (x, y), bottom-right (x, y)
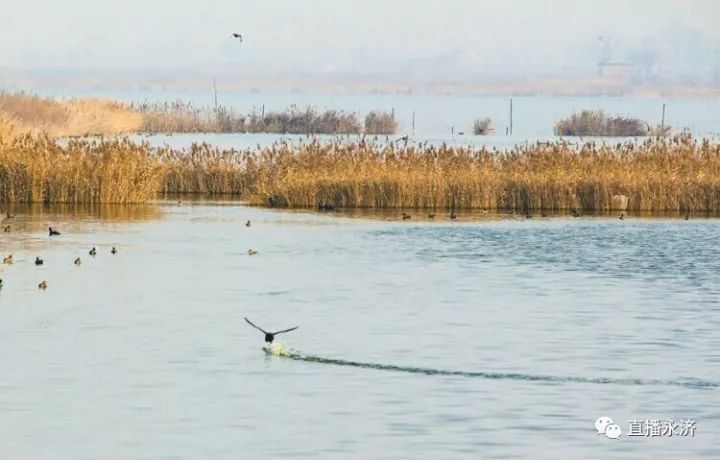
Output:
top-left (394, 135), bottom-right (415, 145)
top-left (244, 317), bottom-right (298, 343)
top-left (232, 33), bottom-right (243, 42)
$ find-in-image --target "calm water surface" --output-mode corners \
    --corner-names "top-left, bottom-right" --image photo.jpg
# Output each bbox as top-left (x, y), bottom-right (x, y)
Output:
top-left (0, 202), bottom-right (718, 459)
top-left (36, 89), bottom-right (720, 148)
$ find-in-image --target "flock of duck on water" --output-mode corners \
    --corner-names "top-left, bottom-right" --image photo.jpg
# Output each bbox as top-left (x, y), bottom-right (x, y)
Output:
top-left (397, 208), bottom-right (650, 220)
top-left (1, 217), bottom-right (118, 292)
top-left (0, 216), bottom-right (259, 293)
top-left (0, 206), bottom-right (691, 293)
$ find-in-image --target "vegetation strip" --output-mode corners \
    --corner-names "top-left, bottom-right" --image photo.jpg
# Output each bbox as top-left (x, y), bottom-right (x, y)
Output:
top-left (1, 134), bottom-right (719, 212)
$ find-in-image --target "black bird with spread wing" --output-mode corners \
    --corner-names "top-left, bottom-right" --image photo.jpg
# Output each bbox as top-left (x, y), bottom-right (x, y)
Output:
top-left (232, 33), bottom-right (243, 42)
top-left (244, 317), bottom-right (298, 343)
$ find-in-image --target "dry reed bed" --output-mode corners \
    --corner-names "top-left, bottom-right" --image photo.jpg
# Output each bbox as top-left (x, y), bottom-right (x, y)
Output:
top-left (0, 135), bottom-right (162, 203)
top-left (0, 92), bottom-right (141, 138)
top-left (135, 101), bottom-right (397, 135)
top-left (555, 109), bottom-right (670, 137)
top-left (1, 133), bottom-right (720, 211)
top-left (1, 93), bottom-right (397, 137)
top-left (155, 137), bottom-right (720, 211)
top-left (245, 137), bottom-right (720, 212)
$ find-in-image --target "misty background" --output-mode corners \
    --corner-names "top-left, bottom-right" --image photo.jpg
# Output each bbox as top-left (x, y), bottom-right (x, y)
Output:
top-left (1, 0), bottom-right (719, 91)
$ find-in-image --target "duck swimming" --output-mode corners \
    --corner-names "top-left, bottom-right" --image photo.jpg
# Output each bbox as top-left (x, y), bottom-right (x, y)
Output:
top-left (3, 255), bottom-right (14, 264)
top-left (89, 247), bottom-right (97, 256)
top-left (111, 247), bottom-right (117, 255)
top-left (35, 257), bottom-right (44, 266)
top-left (38, 281), bottom-right (47, 290)
top-left (74, 257), bottom-right (82, 266)
top-left (248, 249), bottom-right (258, 255)
top-left (49, 227), bottom-right (61, 236)
top-left (402, 213), bottom-right (411, 220)
top-left (244, 317), bottom-right (298, 343)
top-left (246, 220), bottom-right (251, 227)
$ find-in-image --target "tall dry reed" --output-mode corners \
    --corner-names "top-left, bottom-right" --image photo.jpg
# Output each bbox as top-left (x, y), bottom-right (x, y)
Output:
top-left (0, 134), bottom-right (162, 203)
top-left (246, 136), bottom-right (720, 212)
top-left (0, 91), bottom-right (141, 138)
top-left (2, 132), bottom-right (720, 211)
top-left (137, 101), bottom-right (373, 134)
top-left (555, 110), bottom-right (651, 137)
top-left (364, 111), bottom-right (397, 135)
top-left (472, 118), bottom-right (492, 135)
top-left (158, 142), bottom-right (258, 195)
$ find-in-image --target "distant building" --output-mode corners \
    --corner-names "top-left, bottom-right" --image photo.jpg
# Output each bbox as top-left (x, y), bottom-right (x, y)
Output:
top-left (596, 60), bottom-right (633, 80)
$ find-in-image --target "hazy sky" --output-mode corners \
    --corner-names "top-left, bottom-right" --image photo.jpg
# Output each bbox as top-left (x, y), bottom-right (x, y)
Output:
top-left (1, 0), bottom-right (719, 76)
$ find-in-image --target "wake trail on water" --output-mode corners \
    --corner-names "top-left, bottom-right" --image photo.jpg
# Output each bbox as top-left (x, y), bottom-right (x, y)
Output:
top-left (263, 343), bottom-right (718, 389)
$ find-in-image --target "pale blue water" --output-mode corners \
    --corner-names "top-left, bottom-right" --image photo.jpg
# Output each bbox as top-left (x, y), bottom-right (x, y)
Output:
top-left (31, 88), bottom-right (720, 146)
top-left (0, 202), bottom-right (718, 459)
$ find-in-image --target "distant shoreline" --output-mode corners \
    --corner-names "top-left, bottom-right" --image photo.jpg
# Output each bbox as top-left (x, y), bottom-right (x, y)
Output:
top-left (2, 68), bottom-right (720, 99)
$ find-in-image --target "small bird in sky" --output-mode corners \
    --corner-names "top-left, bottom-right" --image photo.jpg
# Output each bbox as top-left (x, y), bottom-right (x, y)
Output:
top-left (232, 33), bottom-right (243, 42)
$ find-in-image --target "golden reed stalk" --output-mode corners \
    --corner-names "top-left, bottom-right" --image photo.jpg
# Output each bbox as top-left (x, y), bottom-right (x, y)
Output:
top-left (245, 137), bottom-right (720, 212)
top-left (1, 132), bottom-right (720, 212)
top-left (0, 135), bottom-right (162, 204)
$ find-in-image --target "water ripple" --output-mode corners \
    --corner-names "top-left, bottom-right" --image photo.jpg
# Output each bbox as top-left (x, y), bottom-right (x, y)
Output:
top-left (275, 350), bottom-right (719, 389)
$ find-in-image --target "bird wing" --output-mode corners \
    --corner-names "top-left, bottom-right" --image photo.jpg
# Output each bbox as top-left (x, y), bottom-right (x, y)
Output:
top-left (394, 136), bottom-right (415, 144)
top-left (272, 326), bottom-right (298, 335)
top-left (244, 317), bottom-right (267, 334)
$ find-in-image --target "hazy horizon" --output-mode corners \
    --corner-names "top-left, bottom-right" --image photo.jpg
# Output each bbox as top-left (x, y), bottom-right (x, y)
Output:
top-left (2, 0), bottom-right (720, 84)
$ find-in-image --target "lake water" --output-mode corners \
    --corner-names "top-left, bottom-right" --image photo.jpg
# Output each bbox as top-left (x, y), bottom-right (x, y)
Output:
top-left (38, 88), bottom-right (720, 149)
top-left (0, 201), bottom-right (718, 459)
